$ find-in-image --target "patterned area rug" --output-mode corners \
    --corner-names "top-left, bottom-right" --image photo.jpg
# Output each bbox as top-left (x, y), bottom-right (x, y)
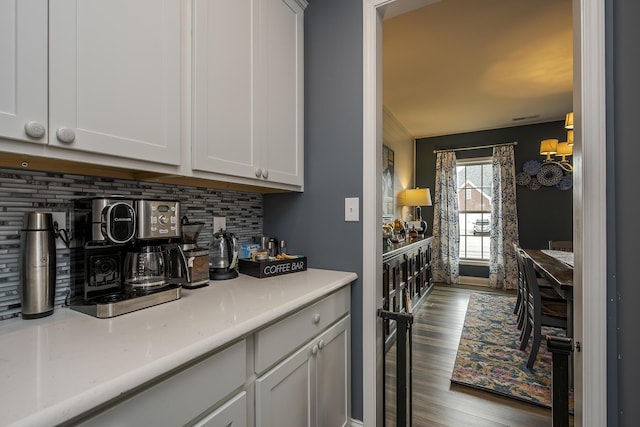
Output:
top-left (451, 292), bottom-right (571, 409)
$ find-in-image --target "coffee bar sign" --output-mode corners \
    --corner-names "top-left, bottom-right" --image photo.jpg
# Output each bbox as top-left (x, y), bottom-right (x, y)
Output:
top-left (238, 257), bottom-right (308, 278)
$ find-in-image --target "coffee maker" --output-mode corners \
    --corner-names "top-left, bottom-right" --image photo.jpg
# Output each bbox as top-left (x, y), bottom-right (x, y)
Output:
top-left (70, 197), bottom-right (188, 318)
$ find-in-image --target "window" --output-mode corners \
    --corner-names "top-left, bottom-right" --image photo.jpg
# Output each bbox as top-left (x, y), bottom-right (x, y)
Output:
top-left (457, 158), bottom-right (492, 261)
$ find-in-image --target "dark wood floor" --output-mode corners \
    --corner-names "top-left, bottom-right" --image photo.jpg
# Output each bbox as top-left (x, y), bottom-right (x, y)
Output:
top-left (385, 284), bottom-right (570, 426)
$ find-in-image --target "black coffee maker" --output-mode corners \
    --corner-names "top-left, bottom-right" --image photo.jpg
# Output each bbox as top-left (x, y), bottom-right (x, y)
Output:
top-left (209, 230), bottom-right (239, 280)
top-left (70, 197), bottom-right (187, 318)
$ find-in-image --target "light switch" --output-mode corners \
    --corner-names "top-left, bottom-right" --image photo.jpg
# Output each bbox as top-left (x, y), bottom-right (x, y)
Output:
top-left (345, 197), bottom-right (359, 222)
top-left (213, 216), bottom-right (226, 232)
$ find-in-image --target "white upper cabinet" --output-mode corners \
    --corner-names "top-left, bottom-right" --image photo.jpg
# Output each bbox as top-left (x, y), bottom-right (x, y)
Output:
top-left (48, 0), bottom-right (183, 165)
top-left (192, 0), bottom-right (305, 187)
top-left (0, 0), bottom-right (48, 144)
top-left (192, 0), bottom-right (258, 179)
top-left (257, 0), bottom-right (305, 186)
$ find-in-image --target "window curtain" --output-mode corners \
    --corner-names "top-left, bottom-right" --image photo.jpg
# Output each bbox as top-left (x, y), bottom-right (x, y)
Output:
top-left (489, 145), bottom-right (519, 290)
top-left (432, 151), bottom-right (459, 284)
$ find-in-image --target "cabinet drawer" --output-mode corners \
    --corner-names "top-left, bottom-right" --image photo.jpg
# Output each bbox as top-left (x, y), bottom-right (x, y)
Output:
top-left (193, 391), bottom-right (247, 427)
top-left (254, 286), bottom-right (350, 374)
top-left (78, 340), bottom-right (246, 427)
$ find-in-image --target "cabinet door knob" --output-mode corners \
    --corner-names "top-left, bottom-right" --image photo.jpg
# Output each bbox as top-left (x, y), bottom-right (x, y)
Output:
top-left (24, 121), bottom-right (46, 139)
top-left (311, 345), bottom-right (319, 356)
top-left (318, 340), bottom-right (325, 350)
top-left (255, 168), bottom-right (262, 178)
top-left (56, 127), bottom-right (76, 143)
top-left (312, 313), bottom-right (321, 324)
top-left (262, 169), bottom-right (269, 179)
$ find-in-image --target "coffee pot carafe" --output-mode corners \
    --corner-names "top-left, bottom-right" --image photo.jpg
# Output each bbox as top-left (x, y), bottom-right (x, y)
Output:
top-left (209, 231), bottom-right (239, 280)
top-left (123, 243), bottom-right (168, 291)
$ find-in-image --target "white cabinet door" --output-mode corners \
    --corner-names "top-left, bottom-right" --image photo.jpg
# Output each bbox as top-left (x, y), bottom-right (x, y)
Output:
top-left (193, 391), bottom-right (247, 427)
top-left (0, 0), bottom-right (48, 144)
top-left (48, 0), bottom-right (183, 165)
top-left (255, 0), bottom-right (304, 186)
top-left (255, 315), bottom-right (350, 427)
top-left (192, 0), bottom-right (259, 179)
top-left (192, 0), bottom-right (304, 187)
top-left (315, 316), bottom-right (350, 427)
top-left (255, 341), bottom-right (314, 427)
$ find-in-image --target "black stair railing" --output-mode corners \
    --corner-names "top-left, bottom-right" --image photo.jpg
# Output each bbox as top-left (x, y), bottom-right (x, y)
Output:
top-left (378, 308), bottom-right (413, 427)
top-left (546, 335), bottom-right (574, 427)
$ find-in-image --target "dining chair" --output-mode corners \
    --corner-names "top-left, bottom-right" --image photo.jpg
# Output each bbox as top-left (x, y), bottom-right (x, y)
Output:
top-left (513, 244), bottom-right (563, 332)
top-left (548, 240), bottom-right (573, 252)
top-left (512, 243), bottom-right (525, 323)
top-left (517, 248), bottom-right (567, 369)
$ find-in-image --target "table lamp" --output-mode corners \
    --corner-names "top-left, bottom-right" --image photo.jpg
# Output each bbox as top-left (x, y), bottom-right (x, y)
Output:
top-left (401, 188), bottom-right (432, 235)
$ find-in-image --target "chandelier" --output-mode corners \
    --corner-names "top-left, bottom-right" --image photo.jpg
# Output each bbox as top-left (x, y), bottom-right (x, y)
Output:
top-left (540, 112), bottom-right (574, 172)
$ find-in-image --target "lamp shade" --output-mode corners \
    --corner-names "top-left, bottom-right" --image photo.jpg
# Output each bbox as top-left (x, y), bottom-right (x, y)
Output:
top-left (567, 129), bottom-right (574, 146)
top-left (540, 139), bottom-right (558, 155)
top-left (401, 188), bottom-right (432, 207)
top-left (556, 141), bottom-right (573, 156)
top-left (564, 112), bottom-right (574, 130)
top-left (556, 141), bottom-right (573, 162)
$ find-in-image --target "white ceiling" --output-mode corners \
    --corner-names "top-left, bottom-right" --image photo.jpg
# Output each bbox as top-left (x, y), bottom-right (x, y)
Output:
top-left (381, 0), bottom-right (573, 138)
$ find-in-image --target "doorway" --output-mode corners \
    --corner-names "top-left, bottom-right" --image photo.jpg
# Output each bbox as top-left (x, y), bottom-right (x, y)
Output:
top-left (362, 0), bottom-right (607, 426)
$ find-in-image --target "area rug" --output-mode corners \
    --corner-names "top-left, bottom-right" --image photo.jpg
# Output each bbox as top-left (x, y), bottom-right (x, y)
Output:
top-left (451, 292), bottom-right (571, 409)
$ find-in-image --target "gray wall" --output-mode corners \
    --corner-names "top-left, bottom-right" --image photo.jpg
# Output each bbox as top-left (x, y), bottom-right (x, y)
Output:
top-left (415, 122), bottom-right (573, 277)
top-left (263, 0), bottom-right (364, 420)
top-left (611, 0), bottom-right (638, 424)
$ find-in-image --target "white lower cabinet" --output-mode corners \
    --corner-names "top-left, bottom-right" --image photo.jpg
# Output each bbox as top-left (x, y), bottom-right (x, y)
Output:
top-left (193, 391), bottom-right (247, 427)
top-left (255, 316), bottom-right (350, 427)
top-left (72, 288), bottom-right (350, 427)
top-left (76, 340), bottom-right (247, 427)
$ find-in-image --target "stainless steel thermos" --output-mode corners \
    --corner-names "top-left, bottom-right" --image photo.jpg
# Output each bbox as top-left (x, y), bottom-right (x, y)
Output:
top-left (20, 212), bottom-right (56, 319)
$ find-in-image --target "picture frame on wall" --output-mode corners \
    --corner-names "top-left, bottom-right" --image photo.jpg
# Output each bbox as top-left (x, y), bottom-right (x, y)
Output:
top-left (382, 145), bottom-right (394, 218)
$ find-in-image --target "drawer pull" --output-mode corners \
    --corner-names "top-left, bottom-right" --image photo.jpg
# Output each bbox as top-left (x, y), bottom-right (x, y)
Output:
top-left (312, 344), bottom-right (319, 355)
top-left (255, 168), bottom-right (263, 178)
top-left (312, 313), bottom-right (321, 324)
top-left (318, 340), bottom-right (325, 350)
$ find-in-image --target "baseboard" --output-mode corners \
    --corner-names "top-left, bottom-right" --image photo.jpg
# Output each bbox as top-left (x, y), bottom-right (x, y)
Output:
top-left (459, 275), bottom-right (489, 287)
top-left (351, 419), bottom-right (364, 427)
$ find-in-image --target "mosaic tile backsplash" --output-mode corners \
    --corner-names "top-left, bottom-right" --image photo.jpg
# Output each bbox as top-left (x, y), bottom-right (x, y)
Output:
top-left (0, 168), bottom-right (263, 321)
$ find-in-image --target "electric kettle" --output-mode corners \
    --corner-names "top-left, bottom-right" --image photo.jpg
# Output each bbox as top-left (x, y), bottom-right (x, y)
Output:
top-left (209, 231), bottom-right (239, 280)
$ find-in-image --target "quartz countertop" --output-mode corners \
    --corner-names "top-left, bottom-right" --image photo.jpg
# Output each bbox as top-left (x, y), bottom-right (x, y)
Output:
top-left (0, 268), bottom-right (357, 427)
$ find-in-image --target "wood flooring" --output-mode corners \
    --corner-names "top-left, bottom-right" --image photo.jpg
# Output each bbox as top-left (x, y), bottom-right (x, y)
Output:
top-left (384, 284), bottom-right (572, 426)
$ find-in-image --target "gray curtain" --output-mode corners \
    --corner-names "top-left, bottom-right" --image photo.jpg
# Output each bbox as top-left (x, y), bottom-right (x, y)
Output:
top-left (489, 145), bottom-right (519, 289)
top-left (432, 151), bottom-right (459, 284)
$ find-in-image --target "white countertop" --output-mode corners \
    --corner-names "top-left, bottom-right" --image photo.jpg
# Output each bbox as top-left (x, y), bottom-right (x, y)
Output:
top-left (0, 268), bottom-right (357, 427)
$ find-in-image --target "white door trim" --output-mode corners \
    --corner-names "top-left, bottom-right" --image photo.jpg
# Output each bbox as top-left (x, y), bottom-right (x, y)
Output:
top-left (572, 0), bottom-right (608, 425)
top-left (361, 0), bottom-right (608, 425)
top-left (362, 2), bottom-right (389, 426)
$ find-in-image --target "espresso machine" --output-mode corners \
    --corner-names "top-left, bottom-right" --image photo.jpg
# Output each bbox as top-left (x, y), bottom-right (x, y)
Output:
top-left (70, 197), bottom-right (188, 318)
